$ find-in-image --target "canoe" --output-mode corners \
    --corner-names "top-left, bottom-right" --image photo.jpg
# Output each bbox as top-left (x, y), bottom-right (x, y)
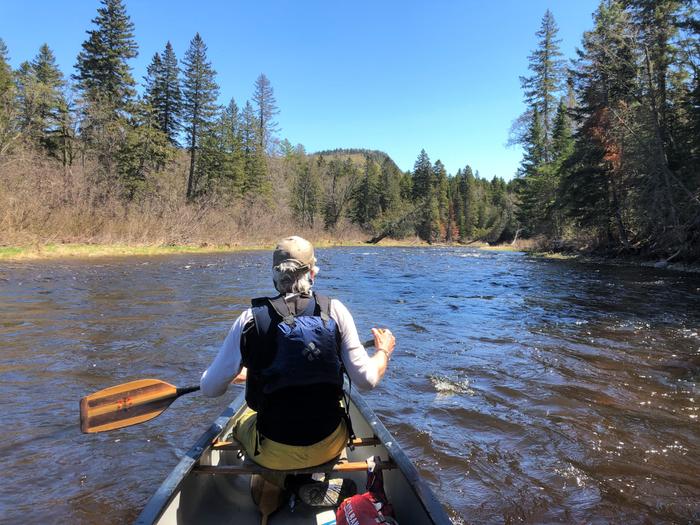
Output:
top-left (135, 388), bottom-right (452, 524)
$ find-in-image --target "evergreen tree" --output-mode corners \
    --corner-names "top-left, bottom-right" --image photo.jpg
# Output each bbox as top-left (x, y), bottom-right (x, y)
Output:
top-left (220, 97), bottom-right (244, 192)
top-left (520, 9), bottom-right (566, 161)
top-left (560, 0), bottom-right (638, 247)
top-left (252, 73), bottom-right (279, 153)
top-left (624, 0), bottom-right (699, 254)
top-left (196, 98), bottom-right (245, 198)
top-left (458, 165), bottom-right (476, 239)
top-left (160, 42), bottom-right (182, 145)
top-left (181, 33), bottom-right (219, 200)
top-left (551, 99), bottom-right (574, 162)
top-left (14, 45), bottom-right (69, 158)
top-left (144, 42), bottom-right (182, 145)
top-left (241, 100), bottom-right (268, 195)
top-left (15, 62), bottom-right (38, 136)
top-left (434, 160), bottom-right (450, 240)
top-left (377, 156), bottom-right (402, 214)
top-left (515, 10), bottom-right (567, 237)
top-left (410, 150), bottom-right (439, 241)
top-left (144, 52), bottom-right (163, 111)
top-left (116, 98), bottom-right (171, 198)
top-left (0, 38), bottom-right (17, 156)
top-left (74, 0), bottom-right (138, 112)
top-left (351, 156), bottom-right (382, 227)
top-left (411, 149), bottom-right (433, 201)
top-left (32, 45), bottom-right (66, 148)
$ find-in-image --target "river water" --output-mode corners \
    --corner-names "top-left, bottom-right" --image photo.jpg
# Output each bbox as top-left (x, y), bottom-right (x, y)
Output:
top-left (1, 247), bottom-right (699, 524)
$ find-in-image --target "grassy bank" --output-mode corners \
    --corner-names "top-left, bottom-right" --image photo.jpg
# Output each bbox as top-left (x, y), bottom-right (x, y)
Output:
top-left (0, 237), bottom-right (433, 261)
top-left (0, 237), bottom-right (541, 262)
top-left (0, 243), bottom-right (250, 260)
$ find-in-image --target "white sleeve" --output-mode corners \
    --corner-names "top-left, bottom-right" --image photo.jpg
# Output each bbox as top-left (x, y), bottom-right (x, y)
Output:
top-left (330, 299), bottom-right (380, 390)
top-left (200, 309), bottom-right (253, 397)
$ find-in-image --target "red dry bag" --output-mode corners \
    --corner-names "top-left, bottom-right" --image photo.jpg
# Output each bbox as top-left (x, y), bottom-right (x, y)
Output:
top-left (336, 456), bottom-right (397, 525)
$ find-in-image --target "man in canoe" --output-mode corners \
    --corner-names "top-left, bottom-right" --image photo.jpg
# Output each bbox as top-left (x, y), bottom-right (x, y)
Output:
top-left (200, 235), bottom-right (395, 471)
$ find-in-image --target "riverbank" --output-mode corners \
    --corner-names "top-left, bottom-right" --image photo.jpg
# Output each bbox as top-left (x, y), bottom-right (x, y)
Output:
top-left (527, 250), bottom-right (700, 273)
top-left (8, 239), bottom-right (697, 274)
top-left (0, 237), bottom-right (431, 261)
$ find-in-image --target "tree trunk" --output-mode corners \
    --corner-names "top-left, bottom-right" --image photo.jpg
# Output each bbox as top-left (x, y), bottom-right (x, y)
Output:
top-left (187, 122), bottom-right (197, 201)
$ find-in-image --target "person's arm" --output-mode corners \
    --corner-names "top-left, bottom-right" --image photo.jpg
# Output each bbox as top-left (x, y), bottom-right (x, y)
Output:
top-left (200, 309), bottom-right (252, 397)
top-left (330, 299), bottom-right (395, 389)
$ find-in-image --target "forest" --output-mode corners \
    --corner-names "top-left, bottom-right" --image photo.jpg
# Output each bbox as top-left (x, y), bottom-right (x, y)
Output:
top-left (0, 0), bottom-right (698, 261)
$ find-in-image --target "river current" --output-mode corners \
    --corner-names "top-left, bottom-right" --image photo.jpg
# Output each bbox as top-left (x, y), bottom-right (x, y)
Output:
top-left (1, 247), bottom-right (699, 524)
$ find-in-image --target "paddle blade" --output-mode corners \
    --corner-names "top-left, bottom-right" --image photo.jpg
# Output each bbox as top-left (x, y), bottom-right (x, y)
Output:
top-left (80, 379), bottom-right (179, 434)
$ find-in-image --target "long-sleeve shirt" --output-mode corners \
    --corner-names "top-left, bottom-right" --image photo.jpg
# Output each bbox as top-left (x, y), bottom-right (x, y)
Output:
top-left (200, 296), bottom-right (379, 397)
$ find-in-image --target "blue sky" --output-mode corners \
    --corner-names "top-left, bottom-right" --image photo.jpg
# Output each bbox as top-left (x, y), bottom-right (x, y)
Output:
top-left (1, 0), bottom-right (600, 179)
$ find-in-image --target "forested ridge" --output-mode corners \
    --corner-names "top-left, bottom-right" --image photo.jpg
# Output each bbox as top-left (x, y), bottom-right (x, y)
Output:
top-left (0, 0), bottom-right (698, 261)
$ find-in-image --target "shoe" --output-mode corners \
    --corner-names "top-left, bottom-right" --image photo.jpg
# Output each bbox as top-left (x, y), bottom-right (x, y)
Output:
top-left (298, 477), bottom-right (357, 507)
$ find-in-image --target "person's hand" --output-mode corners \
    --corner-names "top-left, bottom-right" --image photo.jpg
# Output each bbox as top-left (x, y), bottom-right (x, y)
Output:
top-left (372, 328), bottom-right (395, 360)
top-left (232, 367), bottom-right (247, 384)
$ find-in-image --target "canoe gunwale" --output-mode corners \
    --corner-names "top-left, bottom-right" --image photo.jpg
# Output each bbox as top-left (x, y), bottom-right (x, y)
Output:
top-left (348, 392), bottom-right (452, 525)
top-left (134, 390), bottom-right (246, 524)
top-left (134, 388), bottom-right (451, 525)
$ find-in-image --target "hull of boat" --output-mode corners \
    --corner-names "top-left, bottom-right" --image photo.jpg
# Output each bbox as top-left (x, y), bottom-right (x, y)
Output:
top-left (135, 389), bottom-right (451, 524)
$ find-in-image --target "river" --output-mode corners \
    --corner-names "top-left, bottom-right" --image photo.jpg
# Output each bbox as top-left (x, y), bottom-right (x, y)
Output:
top-left (1, 247), bottom-right (699, 524)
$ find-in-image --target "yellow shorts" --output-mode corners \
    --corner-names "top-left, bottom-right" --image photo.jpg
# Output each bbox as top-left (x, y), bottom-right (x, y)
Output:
top-left (232, 408), bottom-right (348, 470)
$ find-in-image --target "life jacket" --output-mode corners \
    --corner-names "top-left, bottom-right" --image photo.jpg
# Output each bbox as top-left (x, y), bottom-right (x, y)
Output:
top-left (241, 293), bottom-right (348, 444)
top-left (336, 456), bottom-right (397, 525)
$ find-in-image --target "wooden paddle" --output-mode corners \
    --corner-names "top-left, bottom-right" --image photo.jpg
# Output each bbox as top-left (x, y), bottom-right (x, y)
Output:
top-left (80, 379), bottom-right (199, 433)
top-left (80, 339), bottom-right (376, 434)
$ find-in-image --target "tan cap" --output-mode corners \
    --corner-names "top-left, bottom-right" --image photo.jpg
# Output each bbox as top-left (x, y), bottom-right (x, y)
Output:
top-left (273, 236), bottom-right (315, 270)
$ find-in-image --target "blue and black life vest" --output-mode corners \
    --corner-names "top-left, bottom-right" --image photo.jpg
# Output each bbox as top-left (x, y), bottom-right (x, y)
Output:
top-left (241, 292), bottom-right (351, 445)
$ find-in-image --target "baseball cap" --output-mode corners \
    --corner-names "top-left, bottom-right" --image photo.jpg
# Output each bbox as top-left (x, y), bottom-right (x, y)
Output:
top-left (273, 236), bottom-right (316, 270)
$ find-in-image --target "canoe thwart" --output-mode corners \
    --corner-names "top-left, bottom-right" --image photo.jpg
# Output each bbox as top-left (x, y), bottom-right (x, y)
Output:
top-left (211, 436), bottom-right (381, 451)
top-left (193, 459), bottom-right (396, 476)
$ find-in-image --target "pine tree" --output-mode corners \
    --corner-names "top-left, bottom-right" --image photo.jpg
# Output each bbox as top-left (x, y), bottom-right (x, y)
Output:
top-left (240, 100), bottom-right (268, 195)
top-left (252, 73), bottom-right (279, 153)
top-left (74, 0), bottom-right (138, 112)
top-left (551, 99), bottom-right (574, 165)
top-left (411, 149), bottom-right (433, 201)
top-left (377, 157), bottom-right (402, 214)
top-left (144, 42), bottom-right (182, 145)
top-left (520, 9), bottom-right (565, 161)
top-left (351, 156), bottom-right (381, 227)
top-left (15, 62), bottom-right (38, 136)
top-left (459, 165), bottom-right (476, 239)
top-left (196, 98), bottom-right (245, 198)
top-left (516, 11), bottom-right (566, 236)
top-left (411, 150), bottom-right (439, 241)
top-left (434, 160), bottom-right (449, 240)
top-left (181, 33), bottom-right (219, 200)
top-left (160, 42), bottom-right (182, 145)
top-left (560, 0), bottom-right (638, 247)
top-left (116, 98), bottom-right (172, 198)
top-left (144, 52), bottom-right (163, 110)
top-left (220, 97), bottom-right (244, 193)
top-left (15, 45), bottom-right (67, 155)
top-left (0, 38), bottom-right (17, 156)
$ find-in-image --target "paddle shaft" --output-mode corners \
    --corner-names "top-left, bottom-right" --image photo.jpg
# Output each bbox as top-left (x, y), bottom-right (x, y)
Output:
top-left (81, 338), bottom-right (376, 433)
